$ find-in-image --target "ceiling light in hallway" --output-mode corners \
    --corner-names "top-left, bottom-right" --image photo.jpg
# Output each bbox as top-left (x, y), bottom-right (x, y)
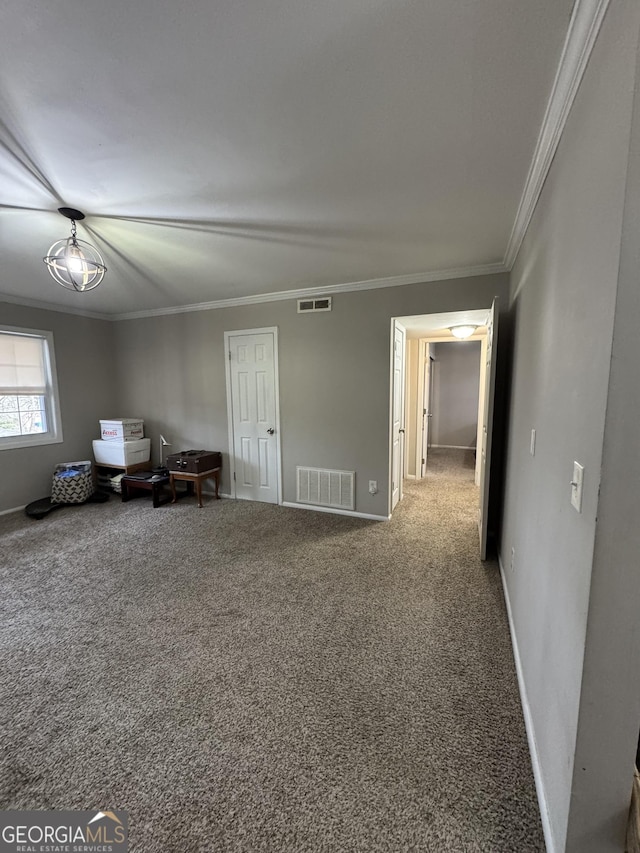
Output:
top-left (450, 325), bottom-right (478, 339)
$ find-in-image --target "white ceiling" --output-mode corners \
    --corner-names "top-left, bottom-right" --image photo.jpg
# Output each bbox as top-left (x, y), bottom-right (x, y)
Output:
top-left (397, 310), bottom-right (489, 340)
top-left (0, 0), bottom-right (575, 318)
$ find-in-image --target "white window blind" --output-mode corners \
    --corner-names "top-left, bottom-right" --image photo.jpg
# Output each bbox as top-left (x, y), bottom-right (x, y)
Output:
top-left (0, 333), bottom-right (47, 395)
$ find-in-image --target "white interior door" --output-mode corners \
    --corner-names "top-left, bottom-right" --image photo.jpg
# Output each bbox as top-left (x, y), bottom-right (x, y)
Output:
top-left (420, 353), bottom-right (434, 478)
top-left (391, 321), bottom-right (406, 511)
top-left (226, 329), bottom-right (280, 503)
top-left (478, 299), bottom-right (499, 559)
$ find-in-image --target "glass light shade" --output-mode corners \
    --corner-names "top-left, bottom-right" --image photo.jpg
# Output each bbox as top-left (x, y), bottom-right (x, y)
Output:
top-left (44, 235), bottom-right (107, 292)
top-left (450, 325), bottom-right (478, 339)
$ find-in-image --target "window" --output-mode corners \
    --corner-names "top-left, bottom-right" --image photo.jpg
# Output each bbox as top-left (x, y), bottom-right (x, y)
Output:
top-left (0, 326), bottom-right (63, 450)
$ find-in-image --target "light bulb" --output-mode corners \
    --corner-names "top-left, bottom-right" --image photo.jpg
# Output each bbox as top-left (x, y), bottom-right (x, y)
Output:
top-left (66, 245), bottom-right (86, 274)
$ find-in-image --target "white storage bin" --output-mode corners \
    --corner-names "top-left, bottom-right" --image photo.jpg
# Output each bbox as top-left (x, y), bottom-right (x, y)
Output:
top-left (99, 418), bottom-right (144, 441)
top-left (93, 438), bottom-right (150, 466)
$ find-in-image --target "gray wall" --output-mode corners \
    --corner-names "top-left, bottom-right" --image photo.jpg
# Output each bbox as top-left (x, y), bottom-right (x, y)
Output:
top-left (431, 341), bottom-right (480, 448)
top-left (565, 19), bottom-right (640, 850)
top-left (0, 302), bottom-right (117, 512)
top-left (112, 274), bottom-right (508, 517)
top-left (499, 2), bottom-right (640, 850)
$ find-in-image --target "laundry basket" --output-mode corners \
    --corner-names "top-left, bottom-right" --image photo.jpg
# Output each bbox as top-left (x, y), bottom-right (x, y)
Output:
top-left (51, 460), bottom-right (94, 504)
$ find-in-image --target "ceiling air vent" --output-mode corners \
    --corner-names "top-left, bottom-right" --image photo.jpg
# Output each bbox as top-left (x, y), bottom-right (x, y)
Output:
top-left (297, 297), bottom-right (332, 313)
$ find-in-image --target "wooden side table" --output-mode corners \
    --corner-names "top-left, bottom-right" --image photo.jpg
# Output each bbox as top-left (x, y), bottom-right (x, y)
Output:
top-left (170, 467), bottom-right (221, 508)
top-left (95, 460), bottom-right (150, 477)
top-left (95, 460), bottom-right (150, 491)
top-left (121, 474), bottom-right (171, 508)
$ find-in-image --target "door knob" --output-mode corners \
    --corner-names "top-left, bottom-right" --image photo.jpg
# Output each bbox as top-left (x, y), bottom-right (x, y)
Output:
top-left (267, 428), bottom-right (275, 435)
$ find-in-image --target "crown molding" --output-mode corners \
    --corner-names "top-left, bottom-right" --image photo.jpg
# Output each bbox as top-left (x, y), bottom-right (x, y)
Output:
top-left (504, 0), bottom-right (611, 270)
top-left (1, 261), bottom-right (507, 322)
top-left (0, 292), bottom-right (109, 321)
top-left (112, 262), bottom-right (507, 321)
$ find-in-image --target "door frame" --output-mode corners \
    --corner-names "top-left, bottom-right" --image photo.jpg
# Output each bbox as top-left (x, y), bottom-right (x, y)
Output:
top-left (412, 332), bottom-right (486, 484)
top-left (388, 320), bottom-right (407, 516)
top-left (478, 298), bottom-right (498, 560)
top-left (224, 326), bottom-right (283, 503)
top-left (416, 343), bottom-right (435, 479)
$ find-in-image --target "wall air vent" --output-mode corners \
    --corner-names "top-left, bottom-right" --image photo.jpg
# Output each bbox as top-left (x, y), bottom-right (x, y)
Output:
top-left (297, 466), bottom-right (355, 511)
top-left (297, 297), bottom-right (332, 313)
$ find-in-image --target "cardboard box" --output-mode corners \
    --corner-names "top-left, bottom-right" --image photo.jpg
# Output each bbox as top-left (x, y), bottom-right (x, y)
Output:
top-left (99, 418), bottom-right (144, 441)
top-left (93, 438), bottom-right (150, 466)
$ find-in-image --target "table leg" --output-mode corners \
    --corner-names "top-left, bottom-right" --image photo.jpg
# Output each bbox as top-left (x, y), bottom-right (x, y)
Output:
top-left (121, 480), bottom-right (130, 502)
top-left (196, 477), bottom-right (203, 508)
top-left (170, 475), bottom-right (177, 503)
top-left (214, 470), bottom-right (220, 499)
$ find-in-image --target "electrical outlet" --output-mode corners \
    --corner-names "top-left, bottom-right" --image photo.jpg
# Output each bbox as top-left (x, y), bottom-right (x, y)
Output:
top-left (369, 480), bottom-right (378, 495)
top-left (510, 547), bottom-right (516, 572)
top-left (571, 462), bottom-right (584, 513)
top-left (530, 429), bottom-right (536, 456)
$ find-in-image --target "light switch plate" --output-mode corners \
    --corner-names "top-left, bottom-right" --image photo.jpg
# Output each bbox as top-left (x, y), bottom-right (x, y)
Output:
top-left (571, 462), bottom-right (584, 512)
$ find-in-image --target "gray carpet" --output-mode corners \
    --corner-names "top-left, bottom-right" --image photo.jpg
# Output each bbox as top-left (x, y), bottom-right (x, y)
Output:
top-left (0, 449), bottom-right (544, 851)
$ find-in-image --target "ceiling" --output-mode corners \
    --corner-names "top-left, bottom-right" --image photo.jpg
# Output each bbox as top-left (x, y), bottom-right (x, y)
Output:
top-left (0, 0), bottom-right (575, 318)
top-left (397, 310), bottom-right (489, 340)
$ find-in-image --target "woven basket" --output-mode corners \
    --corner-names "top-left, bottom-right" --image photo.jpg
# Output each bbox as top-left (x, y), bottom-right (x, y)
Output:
top-left (51, 461), bottom-right (94, 505)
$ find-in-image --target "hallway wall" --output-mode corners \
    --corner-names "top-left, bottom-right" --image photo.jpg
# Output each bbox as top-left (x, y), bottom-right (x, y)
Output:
top-left (499, 1), bottom-right (640, 849)
top-left (431, 341), bottom-right (480, 449)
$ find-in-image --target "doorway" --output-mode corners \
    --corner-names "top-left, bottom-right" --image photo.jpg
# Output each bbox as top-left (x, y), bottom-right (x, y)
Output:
top-left (389, 303), bottom-right (498, 559)
top-left (224, 327), bottom-right (282, 504)
top-left (425, 339), bottom-right (482, 479)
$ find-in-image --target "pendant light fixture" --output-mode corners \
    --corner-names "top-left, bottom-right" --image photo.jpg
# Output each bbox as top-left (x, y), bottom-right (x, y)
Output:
top-left (43, 207), bottom-right (107, 292)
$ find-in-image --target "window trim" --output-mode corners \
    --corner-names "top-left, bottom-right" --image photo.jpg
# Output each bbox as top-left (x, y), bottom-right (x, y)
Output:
top-left (0, 325), bottom-right (64, 451)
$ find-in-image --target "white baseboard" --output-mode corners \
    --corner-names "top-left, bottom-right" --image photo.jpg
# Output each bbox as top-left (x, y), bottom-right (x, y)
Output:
top-left (282, 501), bottom-right (389, 522)
top-left (498, 550), bottom-right (556, 853)
top-left (0, 505), bottom-right (26, 516)
top-left (200, 489), bottom-right (231, 499)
